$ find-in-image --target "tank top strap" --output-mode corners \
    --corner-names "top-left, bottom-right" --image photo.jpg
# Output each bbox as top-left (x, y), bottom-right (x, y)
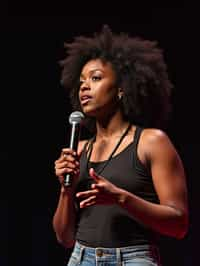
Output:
top-left (133, 126), bottom-right (149, 176)
top-left (82, 136), bottom-right (95, 154)
top-left (82, 140), bottom-right (90, 153)
top-left (80, 138), bottom-right (93, 169)
top-left (133, 126), bottom-right (144, 148)
top-left (79, 138), bottom-right (94, 180)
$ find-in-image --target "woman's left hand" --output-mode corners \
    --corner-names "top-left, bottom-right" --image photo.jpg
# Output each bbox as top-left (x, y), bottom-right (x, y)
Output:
top-left (76, 168), bottom-right (122, 208)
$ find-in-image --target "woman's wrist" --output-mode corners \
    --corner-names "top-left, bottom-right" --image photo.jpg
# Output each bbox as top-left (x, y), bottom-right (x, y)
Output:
top-left (60, 185), bottom-right (75, 196)
top-left (116, 188), bottom-right (128, 205)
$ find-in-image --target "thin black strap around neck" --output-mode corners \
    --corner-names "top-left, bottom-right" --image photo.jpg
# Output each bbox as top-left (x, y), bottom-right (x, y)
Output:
top-left (86, 123), bottom-right (132, 175)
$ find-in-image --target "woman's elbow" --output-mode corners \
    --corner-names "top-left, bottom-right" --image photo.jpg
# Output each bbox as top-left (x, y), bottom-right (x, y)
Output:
top-left (56, 235), bottom-right (75, 248)
top-left (174, 212), bottom-right (189, 239)
top-left (175, 224), bottom-right (189, 239)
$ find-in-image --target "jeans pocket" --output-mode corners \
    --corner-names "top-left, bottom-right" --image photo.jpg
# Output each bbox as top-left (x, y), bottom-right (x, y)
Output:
top-left (67, 250), bottom-right (82, 266)
top-left (67, 257), bottom-right (79, 266)
top-left (123, 259), bottom-right (157, 266)
top-left (123, 251), bottom-right (158, 266)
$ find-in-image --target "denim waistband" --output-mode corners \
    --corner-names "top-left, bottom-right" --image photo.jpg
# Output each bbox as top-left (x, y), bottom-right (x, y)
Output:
top-left (68, 241), bottom-right (161, 266)
top-left (75, 241), bottom-right (158, 254)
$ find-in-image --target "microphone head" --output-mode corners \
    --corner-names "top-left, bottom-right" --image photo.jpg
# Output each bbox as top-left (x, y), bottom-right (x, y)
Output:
top-left (69, 111), bottom-right (85, 124)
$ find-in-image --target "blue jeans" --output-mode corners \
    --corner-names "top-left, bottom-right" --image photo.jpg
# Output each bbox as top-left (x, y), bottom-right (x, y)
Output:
top-left (67, 241), bottom-right (162, 266)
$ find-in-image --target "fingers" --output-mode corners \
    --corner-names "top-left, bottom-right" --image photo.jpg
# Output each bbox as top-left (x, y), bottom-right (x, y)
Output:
top-left (56, 160), bottom-right (78, 171)
top-left (55, 159), bottom-right (79, 176)
top-left (89, 168), bottom-right (105, 190)
top-left (54, 148), bottom-right (80, 184)
top-left (76, 190), bottom-right (98, 208)
top-left (89, 168), bottom-right (102, 181)
top-left (79, 195), bottom-right (97, 208)
top-left (76, 189), bottom-right (102, 208)
top-left (61, 148), bottom-right (77, 160)
top-left (55, 166), bottom-right (79, 178)
top-left (76, 189), bottom-right (99, 199)
top-left (77, 191), bottom-right (110, 208)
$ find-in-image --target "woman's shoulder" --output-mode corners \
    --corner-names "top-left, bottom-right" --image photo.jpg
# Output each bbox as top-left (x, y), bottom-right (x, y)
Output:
top-left (140, 128), bottom-right (170, 143)
top-left (138, 127), bottom-right (175, 156)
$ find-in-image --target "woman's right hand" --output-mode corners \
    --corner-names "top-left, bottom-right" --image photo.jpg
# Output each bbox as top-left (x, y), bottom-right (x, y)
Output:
top-left (54, 148), bottom-right (80, 188)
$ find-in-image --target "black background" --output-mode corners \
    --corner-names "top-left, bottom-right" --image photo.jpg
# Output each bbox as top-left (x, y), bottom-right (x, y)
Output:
top-left (0, 8), bottom-right (198, 266)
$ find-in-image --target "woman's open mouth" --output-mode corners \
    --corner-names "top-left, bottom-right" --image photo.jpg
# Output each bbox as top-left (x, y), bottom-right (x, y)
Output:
top-left (80, 95), bottom-right (92, 105)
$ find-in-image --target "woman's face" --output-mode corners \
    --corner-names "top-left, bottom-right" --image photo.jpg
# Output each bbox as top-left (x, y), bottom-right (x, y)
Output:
top-left (79, 59), bottom-right (119, 118)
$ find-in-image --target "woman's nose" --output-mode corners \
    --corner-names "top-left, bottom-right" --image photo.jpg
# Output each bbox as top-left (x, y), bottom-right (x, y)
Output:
top-left (80, 80), bottom-right (90, 91)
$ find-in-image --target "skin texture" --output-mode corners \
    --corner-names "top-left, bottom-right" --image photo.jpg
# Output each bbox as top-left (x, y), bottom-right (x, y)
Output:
top-left (53, 59), bottom-right (188, 248)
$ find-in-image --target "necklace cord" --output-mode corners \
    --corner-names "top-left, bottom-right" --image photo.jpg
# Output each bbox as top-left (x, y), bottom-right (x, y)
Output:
top-left (86, 123), bottom-right (132, 175)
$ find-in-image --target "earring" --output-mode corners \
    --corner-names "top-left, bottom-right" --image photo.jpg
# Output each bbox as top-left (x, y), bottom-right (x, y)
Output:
top-left (118, 94), bottom-right (123, 100)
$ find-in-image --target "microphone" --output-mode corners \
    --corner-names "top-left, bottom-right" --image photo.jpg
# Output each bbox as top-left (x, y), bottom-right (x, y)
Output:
top-left (64, 111), bottom-right (85, 187)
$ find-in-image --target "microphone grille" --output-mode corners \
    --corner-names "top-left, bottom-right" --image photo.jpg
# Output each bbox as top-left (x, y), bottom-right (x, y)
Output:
top-left (69, 111), bottom-right (85, 124)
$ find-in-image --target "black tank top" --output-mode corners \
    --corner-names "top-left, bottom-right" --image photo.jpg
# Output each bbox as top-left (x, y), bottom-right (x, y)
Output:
top-left (75, 126), bottom-right (159, 248)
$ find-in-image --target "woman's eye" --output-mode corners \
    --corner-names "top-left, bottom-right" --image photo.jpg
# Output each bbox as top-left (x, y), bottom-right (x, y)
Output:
top-left (79, 80), bottom-right (84, 86)
top-left (91, 76), bottom-right (101, 81)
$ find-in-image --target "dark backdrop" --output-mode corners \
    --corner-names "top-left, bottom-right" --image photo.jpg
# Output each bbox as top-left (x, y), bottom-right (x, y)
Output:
top-left (0, 9), bottom-right (198, 266)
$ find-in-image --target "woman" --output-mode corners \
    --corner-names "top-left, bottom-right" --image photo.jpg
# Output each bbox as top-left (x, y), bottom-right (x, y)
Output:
top-left (53, 25), bottom-right (188, 266)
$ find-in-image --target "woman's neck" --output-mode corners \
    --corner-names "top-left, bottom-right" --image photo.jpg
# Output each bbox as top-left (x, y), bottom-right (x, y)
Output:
top-left (95, 111), bottom-right (130, 140)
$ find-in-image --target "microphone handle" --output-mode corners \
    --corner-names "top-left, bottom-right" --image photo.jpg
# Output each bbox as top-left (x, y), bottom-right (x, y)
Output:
top-left (64, 123), bottom-right (80, 187)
